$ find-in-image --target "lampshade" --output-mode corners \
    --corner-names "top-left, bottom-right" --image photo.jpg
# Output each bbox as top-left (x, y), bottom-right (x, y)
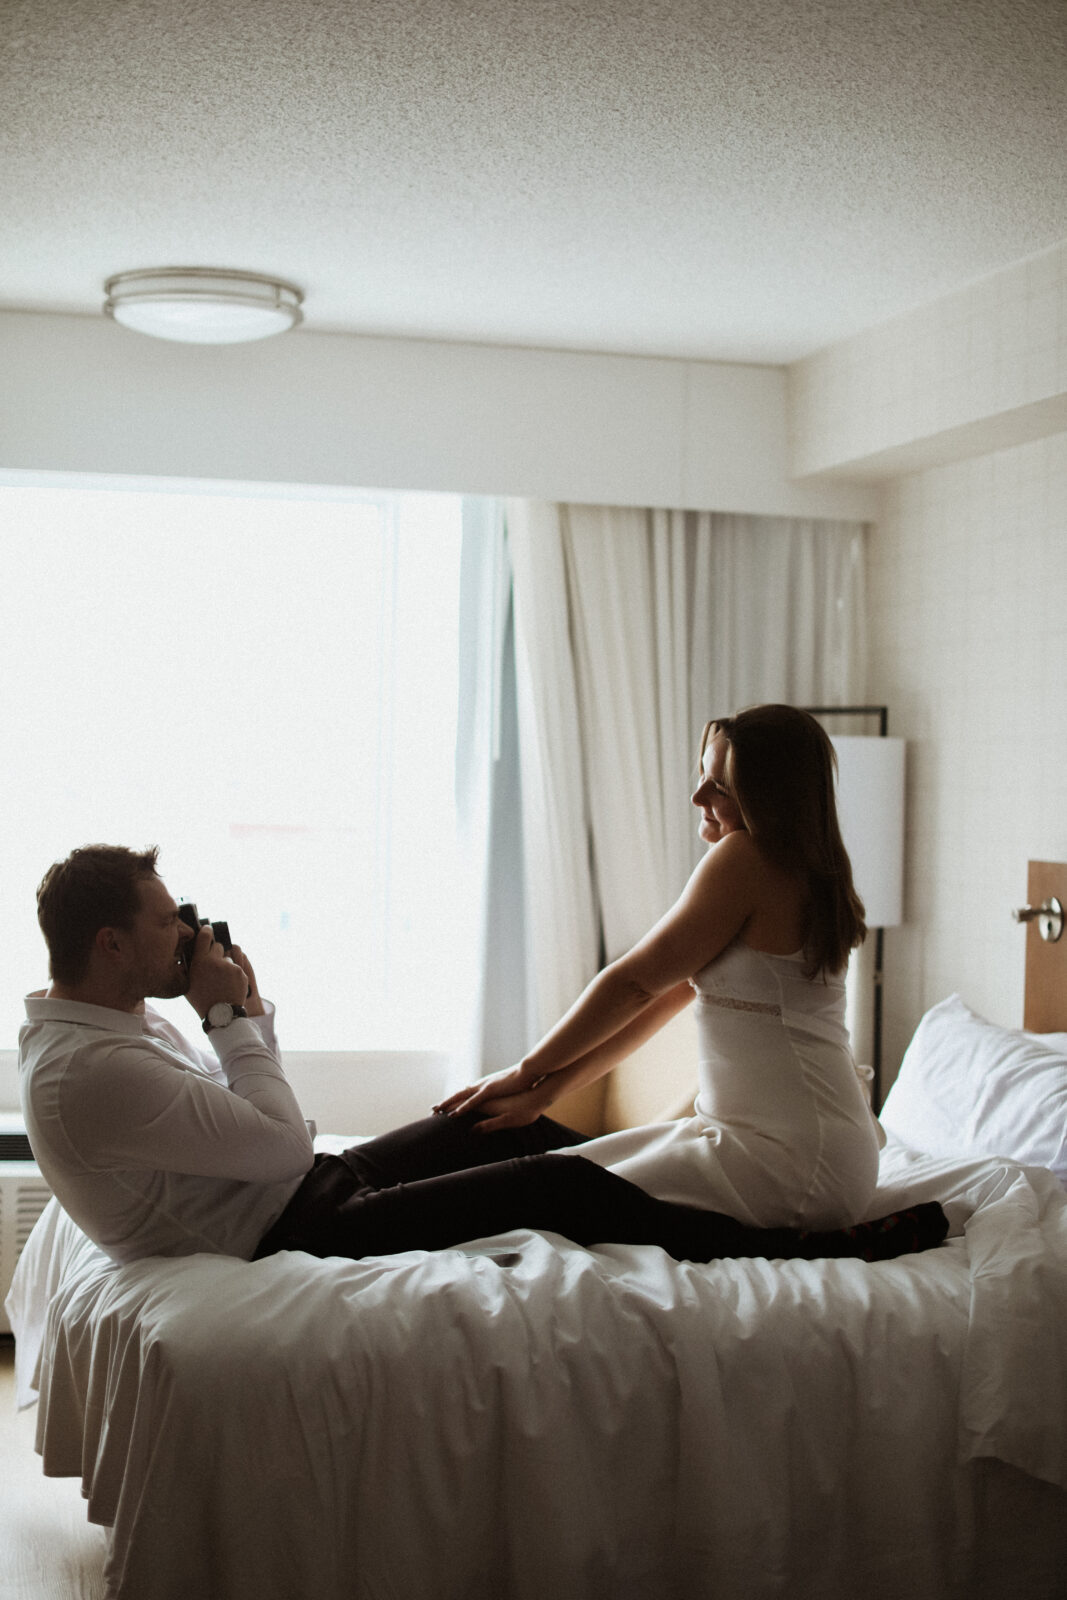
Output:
top-left (831, 736), bottom-right (906, 928)
top-left (104, 268), bottom-right (303, 343)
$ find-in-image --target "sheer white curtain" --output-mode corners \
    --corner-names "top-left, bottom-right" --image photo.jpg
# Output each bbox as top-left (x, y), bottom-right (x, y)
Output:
top-left (453, 498), bottom-right (535, 1083)
top-left (559, 505), bottom-right (695, 959)
top-left (506, 501), bottom-right (603, 1041)
top-left (506, 503), bottom-right (868, 1041)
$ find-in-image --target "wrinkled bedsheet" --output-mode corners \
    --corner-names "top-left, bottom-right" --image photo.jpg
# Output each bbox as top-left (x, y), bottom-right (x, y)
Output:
top-left (7, 1137), bottom-right (1067, 1600)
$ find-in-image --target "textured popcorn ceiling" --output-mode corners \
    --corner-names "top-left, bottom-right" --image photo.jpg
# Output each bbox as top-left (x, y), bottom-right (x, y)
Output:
top-left (3, 0), bottom-right (1066, 361)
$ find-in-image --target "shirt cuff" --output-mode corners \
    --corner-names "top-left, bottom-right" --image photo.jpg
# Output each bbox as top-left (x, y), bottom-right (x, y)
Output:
top-left (209, 1015), bottom-right (284, 1070)
top-left (251, 1000), bottom-right (279, 1055)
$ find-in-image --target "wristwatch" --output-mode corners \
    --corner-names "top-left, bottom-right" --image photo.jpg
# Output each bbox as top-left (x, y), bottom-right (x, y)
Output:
top-left (203, 1002), bottom-right (248, 1035)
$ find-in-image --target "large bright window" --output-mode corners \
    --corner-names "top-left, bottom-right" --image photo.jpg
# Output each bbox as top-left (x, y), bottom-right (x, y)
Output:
top-left (0, 482), bottom-right (470, 1052)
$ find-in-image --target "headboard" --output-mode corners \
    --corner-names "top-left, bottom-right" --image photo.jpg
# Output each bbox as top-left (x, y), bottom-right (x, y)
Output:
top-left (1018, 859), bottom-right (1067, 1032)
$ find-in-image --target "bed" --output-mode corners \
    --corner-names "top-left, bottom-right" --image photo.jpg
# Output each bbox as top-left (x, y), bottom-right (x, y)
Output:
top-left (7, 869), bottom-right (1067, 1600)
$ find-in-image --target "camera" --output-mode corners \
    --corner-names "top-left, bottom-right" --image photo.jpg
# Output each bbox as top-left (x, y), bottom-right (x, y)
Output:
top-left (178, 903), bottom-right (233, 971)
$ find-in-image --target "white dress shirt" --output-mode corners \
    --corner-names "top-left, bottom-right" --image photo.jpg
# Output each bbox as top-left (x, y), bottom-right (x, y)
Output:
top-left (19, 995), bottom-right (314, 1262)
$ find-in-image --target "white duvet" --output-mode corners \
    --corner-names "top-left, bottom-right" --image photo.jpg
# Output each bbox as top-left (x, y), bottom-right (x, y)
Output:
top-left (7, 1136), bottom-right (1067, 1600)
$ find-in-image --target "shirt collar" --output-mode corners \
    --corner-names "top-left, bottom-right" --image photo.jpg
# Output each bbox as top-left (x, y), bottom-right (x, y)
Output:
top-left (23, 994), bottom-right (147, 1035)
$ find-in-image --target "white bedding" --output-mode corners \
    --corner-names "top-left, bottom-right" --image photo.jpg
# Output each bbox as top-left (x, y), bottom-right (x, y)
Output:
top-left (7, 1135), bottom-right (1067, 1600)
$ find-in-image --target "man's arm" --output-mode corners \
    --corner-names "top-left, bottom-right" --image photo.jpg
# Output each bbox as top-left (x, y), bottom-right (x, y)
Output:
top-left (68, 928), bottom-right (312, 1184)
top-left (63, 1029), bottom-right (314, 1184)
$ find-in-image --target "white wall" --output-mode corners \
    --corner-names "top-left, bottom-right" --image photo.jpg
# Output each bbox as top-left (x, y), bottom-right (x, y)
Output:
top-left (790, 240), bottom-right (1067, 481)
top-left (788, 240), bottom-right (1067, 1090)
top-left (0, 309), bottom-right (876, 520)
top-left (869, 433), bottom-right (1067, 1082)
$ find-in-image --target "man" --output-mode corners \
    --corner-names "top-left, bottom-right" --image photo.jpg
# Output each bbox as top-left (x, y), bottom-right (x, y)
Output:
top-left (20, 844), bottom-right (314, 1262)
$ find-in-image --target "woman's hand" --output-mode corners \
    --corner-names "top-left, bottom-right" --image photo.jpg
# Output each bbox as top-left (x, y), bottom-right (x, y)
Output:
top-left (433, 1064), bottom-right (554, 1132)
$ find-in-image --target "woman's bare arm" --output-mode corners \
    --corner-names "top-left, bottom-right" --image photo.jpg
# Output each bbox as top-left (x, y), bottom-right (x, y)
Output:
top-left (520, 832), bottom-right (760, 1075)
top-left (438, 833), bottom-right (765, 1127)
top-left (437, 981), bottom-right (693, 1129)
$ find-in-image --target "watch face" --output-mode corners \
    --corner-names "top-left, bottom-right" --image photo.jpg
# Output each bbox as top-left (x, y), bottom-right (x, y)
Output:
top-left (207, 1002), bottom-right (233, 1028)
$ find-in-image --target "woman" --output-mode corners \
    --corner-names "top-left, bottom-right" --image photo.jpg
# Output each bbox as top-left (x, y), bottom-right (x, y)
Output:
top-left (258, 705), bottom-right (882, 1264)
top-left (438, 701), bottom-right (880, 1228)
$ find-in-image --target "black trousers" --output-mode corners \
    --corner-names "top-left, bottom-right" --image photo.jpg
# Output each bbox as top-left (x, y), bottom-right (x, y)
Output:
top-left (254, 1112), bottom-right (831, 1265)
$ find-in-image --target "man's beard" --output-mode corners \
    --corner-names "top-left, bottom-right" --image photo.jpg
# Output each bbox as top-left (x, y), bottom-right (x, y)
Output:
top-left (150, 955), bottom-right (191, 1001)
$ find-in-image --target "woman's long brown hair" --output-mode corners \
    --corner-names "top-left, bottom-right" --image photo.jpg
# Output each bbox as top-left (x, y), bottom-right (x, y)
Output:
top-left (701, 705), bottom-right (866, 978)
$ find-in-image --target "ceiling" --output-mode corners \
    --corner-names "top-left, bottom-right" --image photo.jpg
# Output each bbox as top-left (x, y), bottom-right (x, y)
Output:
top-left (4, 0), bottom-right (1067, 364)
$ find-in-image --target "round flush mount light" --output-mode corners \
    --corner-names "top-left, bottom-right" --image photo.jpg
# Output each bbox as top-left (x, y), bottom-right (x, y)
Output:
top-left (103, 267), bottom-right (304, 344)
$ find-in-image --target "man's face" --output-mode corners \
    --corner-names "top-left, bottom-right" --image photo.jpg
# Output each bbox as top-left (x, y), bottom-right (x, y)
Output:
top-left (123, 874), bottom-right (194, 1000)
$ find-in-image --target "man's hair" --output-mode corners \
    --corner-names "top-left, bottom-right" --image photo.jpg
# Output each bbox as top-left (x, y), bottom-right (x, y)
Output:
top-left (37, 844), bottom-right (161, 984)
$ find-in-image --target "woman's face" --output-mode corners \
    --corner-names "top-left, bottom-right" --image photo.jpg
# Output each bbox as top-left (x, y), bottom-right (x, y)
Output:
top-left (691, 733), bottom-right (745, 845)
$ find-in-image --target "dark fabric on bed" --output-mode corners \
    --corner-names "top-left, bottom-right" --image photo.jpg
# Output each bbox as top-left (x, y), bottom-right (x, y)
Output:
top-left (791, 1201), bottom-right (951, 1262)
top-left (254, 1114), bottom-right (949, 1265)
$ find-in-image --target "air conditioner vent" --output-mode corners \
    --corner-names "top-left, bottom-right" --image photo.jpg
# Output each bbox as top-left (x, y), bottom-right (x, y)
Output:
top-left (0, 1169), bottom-right (53, 1335)
top-left (15, 1181), bottom-right (51, 1248)
top-left (0, 1132), bottom-right (34, 1160)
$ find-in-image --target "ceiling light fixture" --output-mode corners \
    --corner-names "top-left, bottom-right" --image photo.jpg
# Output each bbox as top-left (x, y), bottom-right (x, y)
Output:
top-left (103, 267), bottom-right (304, 344)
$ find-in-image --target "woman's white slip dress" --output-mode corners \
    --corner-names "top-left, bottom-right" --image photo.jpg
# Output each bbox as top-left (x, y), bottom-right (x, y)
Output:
top-left (565, 939), bottom-right (881, 1230)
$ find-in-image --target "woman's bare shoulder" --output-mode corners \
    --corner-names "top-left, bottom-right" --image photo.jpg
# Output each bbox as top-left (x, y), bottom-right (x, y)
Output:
top-left (696, 830), bottom-right (766, 877)
top-left (715, 830), bottom-right (763, 862)
top-left (681, 830), bottom-right (767, 909)
top-left (689, 831), bottom-right (803, 914)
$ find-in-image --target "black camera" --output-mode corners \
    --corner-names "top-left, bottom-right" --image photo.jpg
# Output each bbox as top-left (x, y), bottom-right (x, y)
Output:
top-left (178, 903), bottom-right (233, 971)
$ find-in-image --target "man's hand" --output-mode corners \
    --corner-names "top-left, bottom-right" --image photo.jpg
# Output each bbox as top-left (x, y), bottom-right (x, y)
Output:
top-left (185, 926), bottom-right (254, 1020)
top-left (228, 945), bottom-right (265, 1017)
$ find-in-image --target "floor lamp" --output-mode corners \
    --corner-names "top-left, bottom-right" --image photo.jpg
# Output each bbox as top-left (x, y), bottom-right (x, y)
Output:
top-left (804, 706), bottom-right (906, 1110)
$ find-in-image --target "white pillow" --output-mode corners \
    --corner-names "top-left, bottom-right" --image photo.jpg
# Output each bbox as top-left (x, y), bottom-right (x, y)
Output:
top-left (880, 994), bottom-right (1067, 1183)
